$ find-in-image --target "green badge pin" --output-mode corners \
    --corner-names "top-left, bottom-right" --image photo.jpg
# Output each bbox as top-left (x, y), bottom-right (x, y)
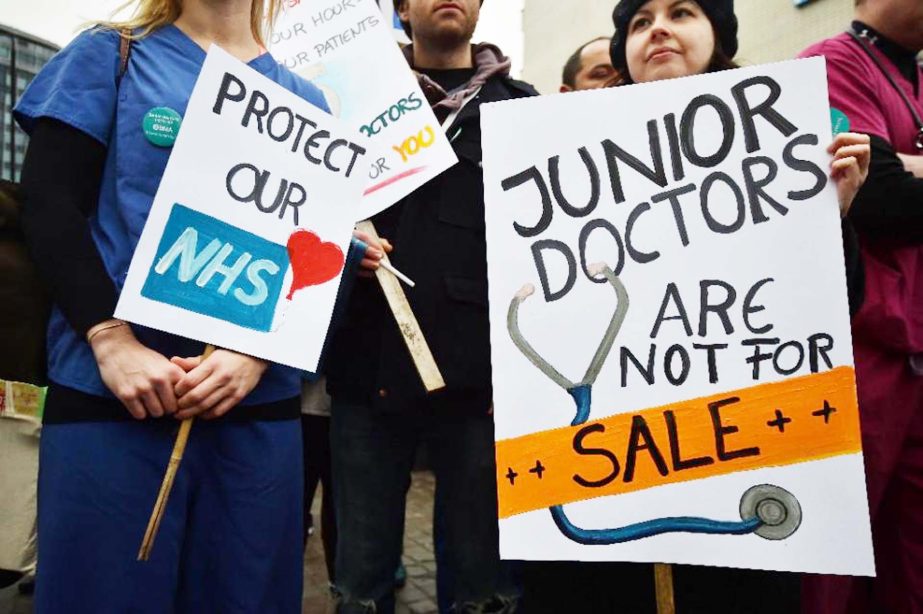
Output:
top-left (830, 107), bottom-right (850, 137)
top-left (142, 107), bottom-right (182, 147)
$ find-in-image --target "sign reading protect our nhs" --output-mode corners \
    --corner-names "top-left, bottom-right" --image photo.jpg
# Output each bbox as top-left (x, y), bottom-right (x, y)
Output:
top-left (116, 46), bottom-right (367, 371)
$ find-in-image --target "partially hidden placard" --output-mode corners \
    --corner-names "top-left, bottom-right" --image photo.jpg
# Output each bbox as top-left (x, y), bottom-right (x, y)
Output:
top-left (271, 0), bottom-right (458, 220)
top-left (116, 46), bottom-right (368, 372)
top-left (481, 57), bottom-right (874, 576)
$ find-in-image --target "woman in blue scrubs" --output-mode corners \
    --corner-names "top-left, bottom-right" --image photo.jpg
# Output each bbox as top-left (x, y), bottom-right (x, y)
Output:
top-left (14, 1), bottom-right (385, 611)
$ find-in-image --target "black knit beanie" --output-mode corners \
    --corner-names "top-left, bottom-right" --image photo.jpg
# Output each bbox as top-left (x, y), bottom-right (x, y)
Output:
top-left (609, 0), bottom-right (738, 76)
top-left (393, 0), bottom-right (485, 39)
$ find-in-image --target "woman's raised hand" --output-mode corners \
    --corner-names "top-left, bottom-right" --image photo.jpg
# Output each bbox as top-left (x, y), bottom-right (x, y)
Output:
top-left (828, 132), bottom-right (871, 218)
top-left (353, 228), bottom-right (394, 278)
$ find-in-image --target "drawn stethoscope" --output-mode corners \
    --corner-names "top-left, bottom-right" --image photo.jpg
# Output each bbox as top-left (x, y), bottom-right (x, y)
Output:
top-left (506, 262), bottom-right (802, 545)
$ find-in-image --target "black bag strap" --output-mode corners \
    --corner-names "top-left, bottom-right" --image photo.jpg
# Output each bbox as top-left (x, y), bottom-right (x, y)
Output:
top-left (846, 28), bottom-right (923, 150)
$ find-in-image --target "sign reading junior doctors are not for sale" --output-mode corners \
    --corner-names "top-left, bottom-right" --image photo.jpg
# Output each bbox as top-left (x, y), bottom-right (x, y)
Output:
top-left (482, 57), bottom-right (874, 575)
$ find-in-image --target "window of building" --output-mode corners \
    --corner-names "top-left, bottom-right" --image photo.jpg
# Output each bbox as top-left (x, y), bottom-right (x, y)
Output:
top-left (0, 26), bottom-right (58, 181)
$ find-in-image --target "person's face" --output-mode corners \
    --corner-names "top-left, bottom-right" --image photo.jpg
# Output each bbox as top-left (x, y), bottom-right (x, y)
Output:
top-left (625, 0), bottom-right (715, 84)
top-left (565, 39), bottom-right (619, 91)
top-left (862, 0), bottom-right (923, 51)
top-left (398, 0), bottom-right (480, 47)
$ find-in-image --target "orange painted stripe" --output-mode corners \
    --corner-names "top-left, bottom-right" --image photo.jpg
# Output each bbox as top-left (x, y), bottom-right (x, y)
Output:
top-left (496, 367), bottom-right (860, 519)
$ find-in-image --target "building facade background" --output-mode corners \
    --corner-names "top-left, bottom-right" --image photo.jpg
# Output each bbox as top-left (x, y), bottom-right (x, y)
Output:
top-left (521, 0), bottom-right (855, 94)
top-left (0, 25), bottom-right (59, 182)
top-left (0, 1), bottom-right (862, 174)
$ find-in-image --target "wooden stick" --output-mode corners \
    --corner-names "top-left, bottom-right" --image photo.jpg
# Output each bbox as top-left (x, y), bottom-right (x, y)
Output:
top-left (137, 344), bottom-right (215, 561)
top-left (654, 563), bottom-right (676, 614)
top-left (356, 221), bottom-right (445, 393)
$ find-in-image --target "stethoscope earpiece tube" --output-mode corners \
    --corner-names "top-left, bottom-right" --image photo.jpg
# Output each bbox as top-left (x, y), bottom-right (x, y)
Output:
top-left (507, 263), bottom-right (628, 397)
top-left (507, 284), bottom-right (576, 391)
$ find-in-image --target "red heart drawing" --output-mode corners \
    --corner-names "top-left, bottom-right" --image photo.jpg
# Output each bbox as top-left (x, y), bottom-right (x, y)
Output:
top-left (285, 229), bottom-right (345, 300)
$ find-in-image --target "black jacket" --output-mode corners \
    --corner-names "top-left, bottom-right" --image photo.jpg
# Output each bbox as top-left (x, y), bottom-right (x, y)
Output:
top-left (326, 73), bottom-right (537, 414)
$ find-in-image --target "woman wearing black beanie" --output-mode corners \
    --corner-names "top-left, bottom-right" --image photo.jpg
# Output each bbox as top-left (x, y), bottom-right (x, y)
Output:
top-left (610, 0), bottom-right (739, 82)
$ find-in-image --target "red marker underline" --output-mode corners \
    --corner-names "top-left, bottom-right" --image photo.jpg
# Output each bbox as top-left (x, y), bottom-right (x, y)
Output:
top-left (364, 166), bottom-right (428, 196)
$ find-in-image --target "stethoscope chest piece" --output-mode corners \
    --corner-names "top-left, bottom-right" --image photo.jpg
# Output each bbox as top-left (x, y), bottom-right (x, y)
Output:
top-left (740, 484), bottom-right (802, 541)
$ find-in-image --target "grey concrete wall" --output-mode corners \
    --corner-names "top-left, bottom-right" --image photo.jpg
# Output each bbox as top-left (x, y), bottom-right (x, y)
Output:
top-left (735, 0), bottom-right (854, 66)
top-left (521, 0), bottom-right (855, 94)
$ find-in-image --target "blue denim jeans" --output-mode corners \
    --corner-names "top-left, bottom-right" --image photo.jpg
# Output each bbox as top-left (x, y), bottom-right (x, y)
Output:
top-left (330, 401), bottom-right (517, 613)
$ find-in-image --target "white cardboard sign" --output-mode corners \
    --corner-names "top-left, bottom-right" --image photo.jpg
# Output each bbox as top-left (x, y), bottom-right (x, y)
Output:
top-left (482, 57), bottom-right (874, 575)
top-left (270, 0), bottom-right (457, 219)
top-left (116, 46), bottom-right (367, 372)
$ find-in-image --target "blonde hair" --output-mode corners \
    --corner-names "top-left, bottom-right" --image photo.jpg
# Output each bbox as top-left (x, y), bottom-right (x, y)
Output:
top-left (99, 0), bottom-right (282, 48)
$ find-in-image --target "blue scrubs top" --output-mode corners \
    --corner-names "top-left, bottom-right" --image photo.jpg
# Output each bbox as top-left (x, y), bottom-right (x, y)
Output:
top-left (15, 25), bottom-right (330, 404)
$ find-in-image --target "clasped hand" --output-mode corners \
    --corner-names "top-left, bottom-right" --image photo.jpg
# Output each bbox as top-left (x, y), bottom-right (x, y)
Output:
top-left (91, 321), bottom-right (267, 420)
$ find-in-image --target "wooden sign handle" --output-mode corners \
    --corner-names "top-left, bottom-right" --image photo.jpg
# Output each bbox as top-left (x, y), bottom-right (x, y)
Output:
top-left (138, 344), bottom-right (215, 561)
top-left (654, 563), bottom-right (676, 614)
top-left (356, 221), bottom-right (446, 393)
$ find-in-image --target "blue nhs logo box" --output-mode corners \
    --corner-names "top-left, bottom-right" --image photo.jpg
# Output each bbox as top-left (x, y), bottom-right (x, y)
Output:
top-left (141, 204), bottom-right (289, 332)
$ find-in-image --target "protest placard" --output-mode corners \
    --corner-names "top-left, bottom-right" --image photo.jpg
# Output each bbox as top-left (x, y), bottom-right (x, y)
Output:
top-left (482, 57), bottom-right (874, 575)
top-left (270, 0), bottom-right (457, 219)
top-left (116, 46), bottom-right (367, 372)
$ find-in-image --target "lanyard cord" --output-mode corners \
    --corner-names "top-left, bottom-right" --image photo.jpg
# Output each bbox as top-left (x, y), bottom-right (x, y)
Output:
top-left (847, 28), bottom-right (923, 150)
top-left (441, 85), bottom-right (483, 133)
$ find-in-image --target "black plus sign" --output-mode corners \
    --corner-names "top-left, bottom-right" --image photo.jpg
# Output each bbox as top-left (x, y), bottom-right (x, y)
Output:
top-left (812, 400), bottom-right (837, 424)
top-left (505, 467), bottom-right (519, 486)
top-left (529, 460), bottom-right (546, 479)
top-left (767, 409), bottom-right (792, 433)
